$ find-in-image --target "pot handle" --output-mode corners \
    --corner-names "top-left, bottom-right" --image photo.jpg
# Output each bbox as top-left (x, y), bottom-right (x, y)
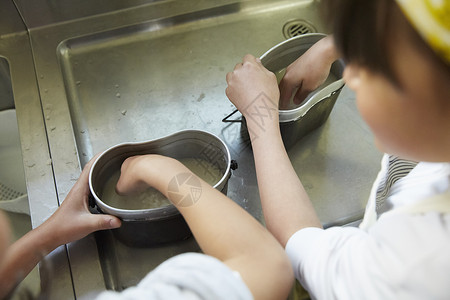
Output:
top-left (88, 193), bottom-right (104, 214)
top-left (222, 109), bottom-right (243, 123)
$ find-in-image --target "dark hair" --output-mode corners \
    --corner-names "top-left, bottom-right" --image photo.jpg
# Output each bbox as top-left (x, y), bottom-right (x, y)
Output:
top-left (321, 0), bottom-right (450, 85)
top-left (321, 0), bottom-right (399, 79)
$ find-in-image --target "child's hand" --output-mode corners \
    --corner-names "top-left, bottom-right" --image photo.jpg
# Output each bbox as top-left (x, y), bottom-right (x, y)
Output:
top-left (116, 155), bottom-right (187, 198)
top-left (279, 35), bottom-right (338, 108)
top-left (115, 155), bottom-right (154, 196)
top-left (279, 48), bottom-right (330, 108)
top-left (42, 155), bottom-right (122, 249)
top-left (226, 54), bottom-right (280, 117)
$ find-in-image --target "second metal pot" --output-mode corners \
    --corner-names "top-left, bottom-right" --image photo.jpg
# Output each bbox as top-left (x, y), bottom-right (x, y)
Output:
top-left (262, 33), bottom-right (346, 148)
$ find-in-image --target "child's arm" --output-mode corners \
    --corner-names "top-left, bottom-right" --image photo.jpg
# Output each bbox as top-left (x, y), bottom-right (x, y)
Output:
top-left (116, 155), bottom-right (294, 300)
top-left (0, 157), bottom-right (121, 298)
top-left (226, 54), bottom-right (322, 247)
top-left (279, 35), bottom-right (339, 108)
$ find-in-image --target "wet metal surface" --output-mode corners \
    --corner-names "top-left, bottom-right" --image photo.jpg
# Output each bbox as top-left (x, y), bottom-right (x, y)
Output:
top-left (2, 0), bottom-right (382, 297)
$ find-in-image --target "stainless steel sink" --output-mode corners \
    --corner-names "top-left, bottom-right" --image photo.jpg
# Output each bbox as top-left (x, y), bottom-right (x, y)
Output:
top-left (2, 0), bottom-right (382, 298)
top-left (55, 0), bottom-right (331, 168)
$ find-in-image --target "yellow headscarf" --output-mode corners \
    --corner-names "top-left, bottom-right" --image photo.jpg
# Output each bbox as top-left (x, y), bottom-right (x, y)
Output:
top-left (396, 0), bottom-right (450, 64)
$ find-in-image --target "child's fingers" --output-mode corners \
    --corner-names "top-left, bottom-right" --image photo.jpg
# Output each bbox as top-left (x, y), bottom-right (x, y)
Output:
top-left (242, 54), bottom-right (257, 64)
top-left (293, 86), bottom-right (310, 105)
top-left (116, 156), bottom-right (149, 195)
top-left (90, 214), bottom-right (122, 232)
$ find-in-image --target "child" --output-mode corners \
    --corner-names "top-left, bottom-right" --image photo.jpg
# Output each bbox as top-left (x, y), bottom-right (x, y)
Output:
top-left (97, 154), bottom-right (293, 299)
top-left (225, 0), bottom-right (450, 299)
top-left (0, 155), bottom-right (293, 299)
top-left (0, 156), bottom-right (122, 299)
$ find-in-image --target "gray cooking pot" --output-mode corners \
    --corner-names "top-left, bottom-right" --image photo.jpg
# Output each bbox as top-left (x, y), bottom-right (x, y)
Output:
top-left (89, 129), bottom-right (232, 247)
top-left (261, 33), bottom-right (346, 148)
top-left (223, 33), bottom-right (345, 148)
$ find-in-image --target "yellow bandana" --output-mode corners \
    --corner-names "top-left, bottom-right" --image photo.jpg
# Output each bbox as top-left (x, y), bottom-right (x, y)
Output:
top-left (396, 0), bottom-right (450, 64)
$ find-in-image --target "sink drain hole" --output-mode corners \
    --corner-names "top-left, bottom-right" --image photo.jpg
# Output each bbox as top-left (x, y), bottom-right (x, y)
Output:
top-left (283, 19), bottom-right (317, 39)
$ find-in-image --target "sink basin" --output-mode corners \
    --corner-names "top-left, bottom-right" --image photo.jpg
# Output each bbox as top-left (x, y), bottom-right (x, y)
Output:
top-left (55, 0), bottom-right (329, 167)
top-left (5, 0), bottom-right (383, 297)
top-left (54, 0), bottom-right (337, 292)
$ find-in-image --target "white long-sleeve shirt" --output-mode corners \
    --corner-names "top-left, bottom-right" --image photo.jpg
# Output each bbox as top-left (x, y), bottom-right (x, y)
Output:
top-left (94, 253), bottom-right (252, 300)
top-left (286, 155), bottom-right (450, 299)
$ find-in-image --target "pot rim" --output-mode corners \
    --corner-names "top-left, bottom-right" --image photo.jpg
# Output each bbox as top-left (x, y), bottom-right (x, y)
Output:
top-left (259, 33), bottom-right (345, 123)
top-left (278, 79), bottom-right (345, 123)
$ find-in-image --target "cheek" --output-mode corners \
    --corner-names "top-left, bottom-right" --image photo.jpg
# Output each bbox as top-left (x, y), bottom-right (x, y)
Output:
top-left (353, 85), bottom-right (403, 154)
top-left (346, 67), bottom-right (422, 157)
top-left (354, 84), bottom-right (383, 130)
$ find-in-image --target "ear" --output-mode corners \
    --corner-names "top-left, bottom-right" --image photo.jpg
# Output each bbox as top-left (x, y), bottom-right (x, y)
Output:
top-left (343, 64), bottom-right (362, 91)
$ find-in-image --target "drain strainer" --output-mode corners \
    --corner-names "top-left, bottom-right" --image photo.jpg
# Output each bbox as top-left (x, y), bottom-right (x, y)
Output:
top-left (0, 182), bottom-right (24, 200)
top-left (283, 19), bottom-right (317, 39)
